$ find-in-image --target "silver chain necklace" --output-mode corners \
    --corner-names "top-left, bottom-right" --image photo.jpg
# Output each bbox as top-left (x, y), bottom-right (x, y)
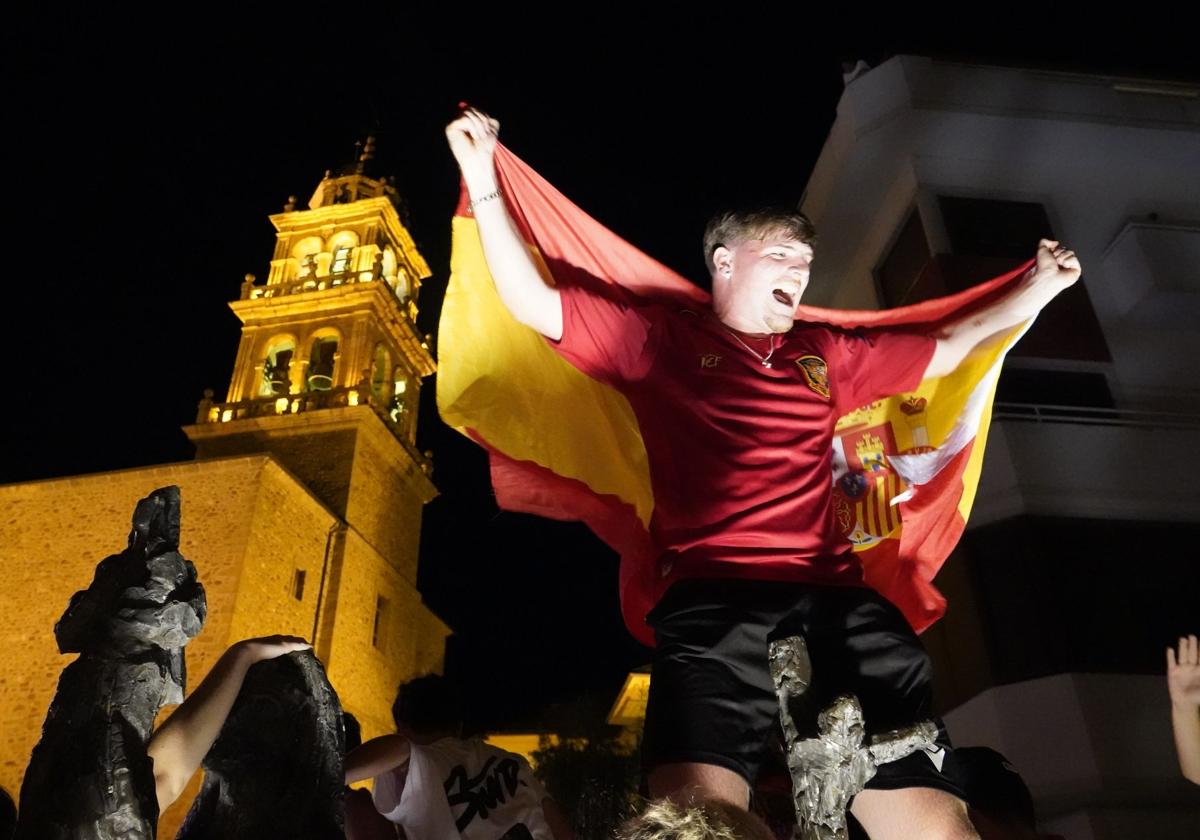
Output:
top-left (722, 326), bottom-right (779, 368)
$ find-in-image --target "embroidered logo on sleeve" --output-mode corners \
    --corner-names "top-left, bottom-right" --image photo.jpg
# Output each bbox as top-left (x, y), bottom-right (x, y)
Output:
top-left (795, 355), bottom-right (830, 399)
top-left (698, 353), bottom-right (722, 369)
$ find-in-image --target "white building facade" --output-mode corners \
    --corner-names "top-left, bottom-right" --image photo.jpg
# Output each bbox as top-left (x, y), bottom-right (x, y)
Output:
top-left (802, 54), bottom-right (1200, 839)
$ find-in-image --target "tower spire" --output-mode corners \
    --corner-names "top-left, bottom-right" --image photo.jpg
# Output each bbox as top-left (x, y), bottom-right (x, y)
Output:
top-left (186, 137), bottom-right (436, 518)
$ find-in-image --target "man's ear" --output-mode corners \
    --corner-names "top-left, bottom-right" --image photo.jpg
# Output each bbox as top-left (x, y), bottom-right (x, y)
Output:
top-left (712, 245), bottom-right (734, 279)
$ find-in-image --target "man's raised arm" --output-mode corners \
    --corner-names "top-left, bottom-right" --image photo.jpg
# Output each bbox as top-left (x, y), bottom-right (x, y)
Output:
top-left (1168, 634), bottom-right (1200, 784)
top-left (145, 635), bottom-right (311, 811)
top-left (446, 107), bottom-right (563, 340)
top-left (923, 239), bottom-right (1081, 378)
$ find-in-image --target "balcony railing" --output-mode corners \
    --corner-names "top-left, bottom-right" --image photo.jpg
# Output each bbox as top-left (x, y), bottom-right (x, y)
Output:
top-left (993, 402), bottom-right (1200, 430)
top-left (194, 386), bottom-right (431, 474)
top-left (239, 269), bottom-right (420, 323)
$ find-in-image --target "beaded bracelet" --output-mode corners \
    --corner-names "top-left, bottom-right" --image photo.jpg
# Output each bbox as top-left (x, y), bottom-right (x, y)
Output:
top-left (469, 190), bottom-right (501, 211)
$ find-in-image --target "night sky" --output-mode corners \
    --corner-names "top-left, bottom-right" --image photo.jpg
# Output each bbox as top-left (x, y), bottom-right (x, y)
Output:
top-left (5, 18), bottom-right (1194, 732)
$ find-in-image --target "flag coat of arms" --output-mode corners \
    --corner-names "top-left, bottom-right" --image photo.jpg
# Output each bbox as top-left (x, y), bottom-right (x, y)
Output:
top-left (438, 143), bottom-right (1031, 646)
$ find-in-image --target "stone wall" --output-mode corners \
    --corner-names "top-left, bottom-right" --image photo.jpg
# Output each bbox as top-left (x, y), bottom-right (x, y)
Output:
top-left (0, 453), bottom-right (448, 836)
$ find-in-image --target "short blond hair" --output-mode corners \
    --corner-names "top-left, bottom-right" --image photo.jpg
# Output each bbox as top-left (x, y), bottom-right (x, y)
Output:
top-left (702, 207), bottom-right (818, 275)
top-left (616, 799), bottom-right (773, 840)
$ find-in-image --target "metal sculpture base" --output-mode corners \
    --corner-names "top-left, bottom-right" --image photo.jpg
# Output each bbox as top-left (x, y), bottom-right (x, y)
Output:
top-left (768, 636), bottom-right (938, 840)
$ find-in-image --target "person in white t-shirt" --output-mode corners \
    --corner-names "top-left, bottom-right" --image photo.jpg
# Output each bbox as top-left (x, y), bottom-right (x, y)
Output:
top-left (346, 675), bottom-right (574, 840)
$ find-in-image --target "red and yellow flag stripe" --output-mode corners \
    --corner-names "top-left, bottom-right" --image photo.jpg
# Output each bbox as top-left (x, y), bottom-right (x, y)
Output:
top-left (438, 143), bottom-right (1031, 644)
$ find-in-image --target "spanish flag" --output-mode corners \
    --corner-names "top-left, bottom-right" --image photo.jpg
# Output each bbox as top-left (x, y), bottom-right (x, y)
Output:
top-left (438, 143), bottom-right (1032, 646)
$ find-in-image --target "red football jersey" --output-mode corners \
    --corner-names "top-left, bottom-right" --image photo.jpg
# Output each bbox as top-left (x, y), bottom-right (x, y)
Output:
top-left (548, 282), bottom-right (936, 603)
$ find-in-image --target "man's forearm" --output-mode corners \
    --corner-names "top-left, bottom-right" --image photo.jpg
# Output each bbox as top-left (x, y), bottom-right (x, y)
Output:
top-left (1172, 702), bottom-right (1200, 784)
top-left (924, 267), bottom-right (1048, 378)
top-left (345, 733), bottom-right (411, 785)
top-left (464, 172), bottom-right (563, 340)
top-left (146, 643), bottom-right (255, 809)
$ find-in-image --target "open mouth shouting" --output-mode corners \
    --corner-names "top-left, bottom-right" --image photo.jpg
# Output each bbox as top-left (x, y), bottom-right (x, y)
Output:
top-left (771, 285), bottom-right (803, 311)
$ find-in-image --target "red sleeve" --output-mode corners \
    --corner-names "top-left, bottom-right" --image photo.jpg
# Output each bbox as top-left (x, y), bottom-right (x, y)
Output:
top-left (828, 326), bottom-right (936, 414)
top-left (543, 282), bottom-right (658, 385)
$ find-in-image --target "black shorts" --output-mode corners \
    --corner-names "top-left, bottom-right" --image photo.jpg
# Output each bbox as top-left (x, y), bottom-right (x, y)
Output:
top-left (641, 577), bottom-right (965, 800)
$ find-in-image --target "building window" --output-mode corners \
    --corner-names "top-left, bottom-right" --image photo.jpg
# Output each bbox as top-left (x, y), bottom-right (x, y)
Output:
top-left (382, 246), bottom-right (398, 285)
top-left (939, 196), bottom-right (1052, 261)
top-left (372, 595), bottom-right (388, 650)
top-left (331, 247), bottom-right (352, 276)
top-left (308, 336), bottom-right (339, 391)
top-left (395, 268), bottom-right (411, 303)
top-left (291, 569), bottom-right (306, 601)
top-left (994, 368), bottom-right (1114, 409)
top-left (389, 365), bottom-right (418, 439)
top-left (878, 209), bottom-right (935, 307)
top-left (372, 344), bottom-right (392, 403)
top-left (937, 195), bottom-right (1109, 363)
top-left (389, 367), bottom-right (409, 424)
top-left (298, 253), bottom-right (318, 281)
top-left (290, 236), bottom-right (324, 282)
top-left (876, 197), bottom-right (1110, 363)
top-left (260, 339), bottom-right (295, 396)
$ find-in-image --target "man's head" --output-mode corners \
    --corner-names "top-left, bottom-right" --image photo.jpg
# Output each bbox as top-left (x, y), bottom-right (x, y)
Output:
top-left (703, 207), bottom-right (818, 334)
top-left (391, 674), bottom-right (464, 741)
top-left (617, 798), bottom-right (775, 840)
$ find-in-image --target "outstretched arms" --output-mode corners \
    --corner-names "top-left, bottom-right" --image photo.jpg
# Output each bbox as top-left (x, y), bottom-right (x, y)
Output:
top-left (146, 635), bottom-right (311, 811)
top-left (923, 239), bottom-right (1081, 379)
top-left (445, 106), bottom-right (563, 339)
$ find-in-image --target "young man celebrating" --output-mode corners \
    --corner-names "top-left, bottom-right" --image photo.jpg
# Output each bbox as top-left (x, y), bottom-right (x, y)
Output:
top-left (345, 675), bottom-right (573, 840)
top-left (445, 106), bottom-right (1080, 840)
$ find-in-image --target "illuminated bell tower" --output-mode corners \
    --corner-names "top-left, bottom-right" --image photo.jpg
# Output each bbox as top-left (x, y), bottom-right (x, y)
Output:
top-left (184, 137), bottom-right (439, 665)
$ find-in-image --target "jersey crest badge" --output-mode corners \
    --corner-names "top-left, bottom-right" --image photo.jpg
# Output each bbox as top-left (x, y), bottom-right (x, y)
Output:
top-left (795, 355), bottom-right (830, 398)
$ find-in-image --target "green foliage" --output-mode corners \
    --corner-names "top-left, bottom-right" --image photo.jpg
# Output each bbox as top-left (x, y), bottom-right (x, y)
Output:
top-left (532, 732), bottom-right (642, 840)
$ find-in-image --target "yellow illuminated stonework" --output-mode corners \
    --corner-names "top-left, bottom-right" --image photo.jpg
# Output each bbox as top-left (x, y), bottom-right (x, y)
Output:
top-left (479, 674), bottom-right (649, 766)
top-left (607, 670), bottom-right (651, 730)
top-left (0, 141), bottom-right (450, 836)
top-left (485, 733), bottom-right (562, 767)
